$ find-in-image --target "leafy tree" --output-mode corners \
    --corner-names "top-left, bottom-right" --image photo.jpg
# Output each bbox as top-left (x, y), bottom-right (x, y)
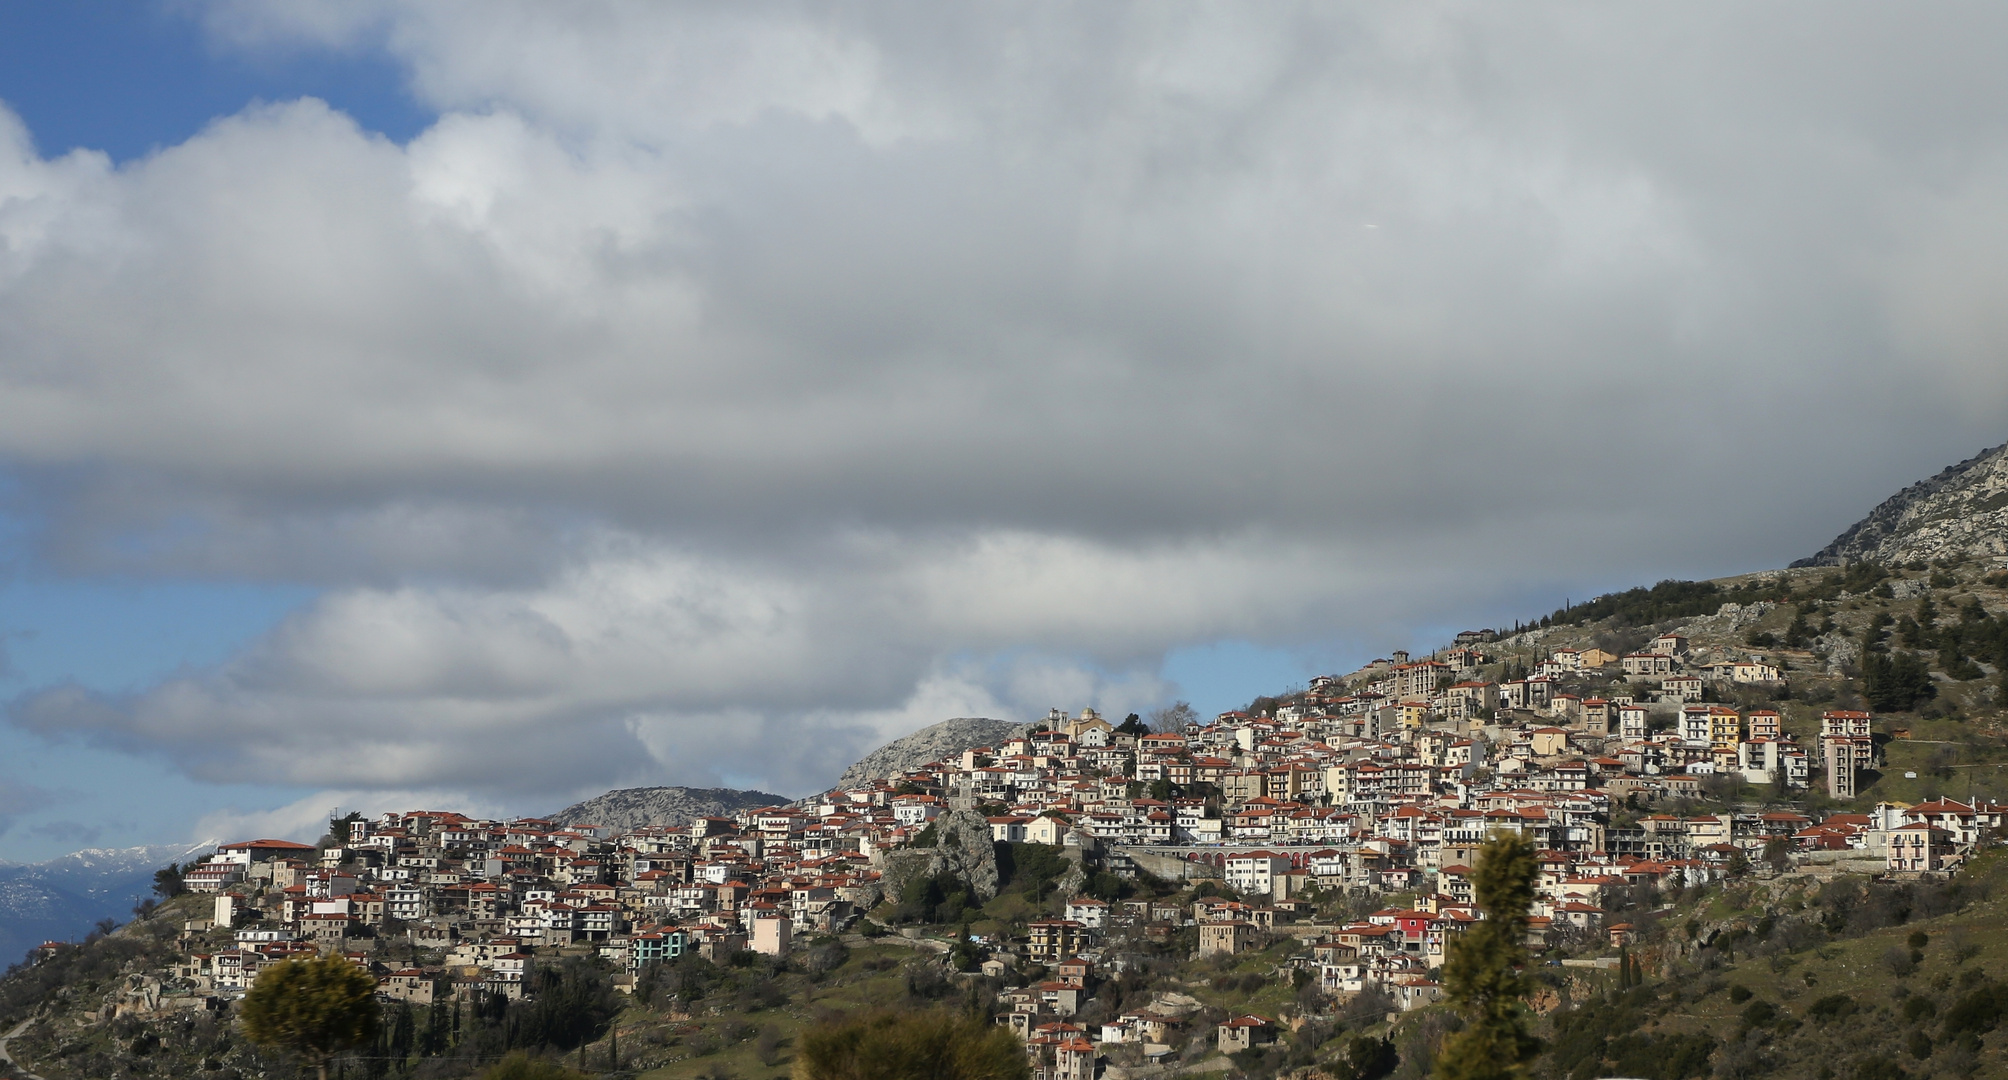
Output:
top-left (241, 953), bottom-right (382, 1080)
top-left (1084, 870), bottom-right (1129, 902)
top-left (995, 842), bottom-right (1068, 899)
top-left (796, 1008), bottom-right (1029, 1080)
top-left (1330, 1032), bottom-right (1398, 1080)
top-left (1435, 831), bottom-right (1539, 1080)
top-left (1114, 713), bottom-right (1150, 737)
top-left (151, 863), bottom-right (186, 901)
top-left (1762, 834), bottom-right (1793, 873)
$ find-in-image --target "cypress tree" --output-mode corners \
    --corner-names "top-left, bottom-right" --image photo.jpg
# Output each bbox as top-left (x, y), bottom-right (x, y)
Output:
top-left (1435, 831), bottom-right (1540, 1080)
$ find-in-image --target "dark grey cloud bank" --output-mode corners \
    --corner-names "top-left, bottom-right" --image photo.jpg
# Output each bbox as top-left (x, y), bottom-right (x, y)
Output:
top-left (5, 2), bottom-right (2008, 809)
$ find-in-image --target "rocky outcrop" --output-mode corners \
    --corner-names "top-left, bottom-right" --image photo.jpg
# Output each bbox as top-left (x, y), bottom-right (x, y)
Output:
top-left (831, 717), bottom-right (1037, 791)
top-left (874, 808), bottom-right (1001, 903)
top-left (1795, 441), bottom-right (2008, 567)
top-left (549, 786), bottom-right (789, 833)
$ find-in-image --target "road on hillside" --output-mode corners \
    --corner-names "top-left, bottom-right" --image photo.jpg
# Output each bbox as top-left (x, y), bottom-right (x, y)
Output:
top-left (0, 1018), bottom-right (45, 1080)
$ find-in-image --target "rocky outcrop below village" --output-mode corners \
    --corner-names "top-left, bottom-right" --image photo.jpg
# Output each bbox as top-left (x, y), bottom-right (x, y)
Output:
top-left (830, 716), bottom-right (1036, 791)
top-left (548, 786), bottom-right (789, 832)
top-left (1795, 440), bottom-right (2008, 567)
top-left (873, 808), bottom-right (1003, 902)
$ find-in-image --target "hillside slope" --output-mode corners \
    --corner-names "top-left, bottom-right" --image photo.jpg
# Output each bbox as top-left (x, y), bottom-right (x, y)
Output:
top-left (548, 786), bottom-right (788, 832)
top-left (1796, 440), bottom-right (2008, 567)
top-left (830, 716), bottom-right (1034, 791)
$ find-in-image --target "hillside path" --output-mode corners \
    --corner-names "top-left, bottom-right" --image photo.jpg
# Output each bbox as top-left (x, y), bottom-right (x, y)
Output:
top-left (0, 1018), bottom-right (45, 1080)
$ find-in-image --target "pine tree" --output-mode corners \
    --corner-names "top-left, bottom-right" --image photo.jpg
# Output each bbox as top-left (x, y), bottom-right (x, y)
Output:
top-left (1435, 832), bottom-right (1540, 1080)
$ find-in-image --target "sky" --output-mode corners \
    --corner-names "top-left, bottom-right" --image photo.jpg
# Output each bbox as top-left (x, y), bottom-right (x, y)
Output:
top-left (4, 2), bottom-right (2008, 861)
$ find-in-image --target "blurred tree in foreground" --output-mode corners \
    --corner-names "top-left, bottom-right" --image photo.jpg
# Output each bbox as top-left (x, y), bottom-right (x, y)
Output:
top-left (241, 953), bottom-right (381, 1080)
top-left (1435, 831), bottom-right (1539, 1080)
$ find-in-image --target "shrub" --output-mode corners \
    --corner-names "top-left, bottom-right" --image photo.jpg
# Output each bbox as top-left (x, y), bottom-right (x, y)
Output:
top-left (1904, 1030), bottom-right (1932, 1060)
top-left (1851, 1053), bottom-right (1907, 1080)
top-left (755, 1025), bottom-right (784, 1067)
top-left (1883, 947), bottom-right (1915, 977)
top-left (478, 1054), bottom-right (589, 1080)
top-left (1941, 983), bottom-right (2008, 1037)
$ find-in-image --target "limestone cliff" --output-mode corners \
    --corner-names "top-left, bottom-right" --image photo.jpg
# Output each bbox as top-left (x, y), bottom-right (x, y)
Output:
top-left (830, 717), bottom-right (1037, 792)
top-left (549, 786), bottom-right (789, 833)
top-left (1795, 441), bottom-right (2008, 567)
top-left (874, 808), bottom-right (1002, 903)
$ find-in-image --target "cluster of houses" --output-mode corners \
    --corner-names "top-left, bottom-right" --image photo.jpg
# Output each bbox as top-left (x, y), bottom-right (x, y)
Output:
top-left (163, 809), bottom-right (882, 1005)
top-left (67, 629), bottom-right (2005, 1076)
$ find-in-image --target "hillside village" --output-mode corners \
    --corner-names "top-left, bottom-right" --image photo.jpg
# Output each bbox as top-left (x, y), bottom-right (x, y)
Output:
top-left (8, 556), bottom-right (2008, 1080)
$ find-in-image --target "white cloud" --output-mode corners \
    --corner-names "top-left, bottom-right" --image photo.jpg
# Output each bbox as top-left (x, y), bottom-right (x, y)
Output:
top-left (9, 4), bottom-right (2008, 808)
top-left (8, 532), bottom-right (1312, 799)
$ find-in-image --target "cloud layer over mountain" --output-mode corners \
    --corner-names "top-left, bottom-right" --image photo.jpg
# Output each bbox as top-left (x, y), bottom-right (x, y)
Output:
top-left (8, 3), bottom-right (2008, 808)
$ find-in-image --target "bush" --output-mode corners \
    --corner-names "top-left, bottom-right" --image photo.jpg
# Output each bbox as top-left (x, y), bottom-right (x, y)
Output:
top-left (1807, 994), bottom-right (1858, 1023)
top-left (1727, 985), bottom-right (1753, 1004)
top-left (755, 1025), bottom-right (784, 1067)
top-left (1904, 1030), bottom-right (1933, 1059)
top-left (1852, 1053), bottom-right (1907, 1080)
top-left (1328, 1032), bottom-right (1397, 1080)
top-left (1883, 947), bottom-right (1916, 977)
top-left (1941, 983), bottom-right (2008, 1037)
top-left (478, 1054), bottom-right (589, 1080)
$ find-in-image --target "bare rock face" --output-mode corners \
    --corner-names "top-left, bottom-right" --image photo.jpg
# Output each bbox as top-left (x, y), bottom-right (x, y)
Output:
top-left (1796, 441), bottom-right (2008, 567)
top-left (549, 786), bottom-right (789, 833)
top-left (830, 717), bottom-right (1037, 792)
top-left (876, 808), bottom-right (1001, 903)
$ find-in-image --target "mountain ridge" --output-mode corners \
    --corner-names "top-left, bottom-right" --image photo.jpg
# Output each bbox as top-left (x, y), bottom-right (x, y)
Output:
top-left (547, 786), bottom-right (790, 833)
top-left (830, 716), bottom-right (1038, 792)
top-left (0, 841), bottom-right (212, 968)
top-left (1795, 440), bottom-right (2008, 567)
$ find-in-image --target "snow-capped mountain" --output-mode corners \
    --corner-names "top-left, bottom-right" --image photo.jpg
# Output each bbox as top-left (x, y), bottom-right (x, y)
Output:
top-left (0, 841), bottom-right (215, 968)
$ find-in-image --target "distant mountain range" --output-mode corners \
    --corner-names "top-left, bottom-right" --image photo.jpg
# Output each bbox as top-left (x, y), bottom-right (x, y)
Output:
top-left (0, 842), bottom-right (212, 969)
top-left (1796, 441), bottom-right (2008, 567)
